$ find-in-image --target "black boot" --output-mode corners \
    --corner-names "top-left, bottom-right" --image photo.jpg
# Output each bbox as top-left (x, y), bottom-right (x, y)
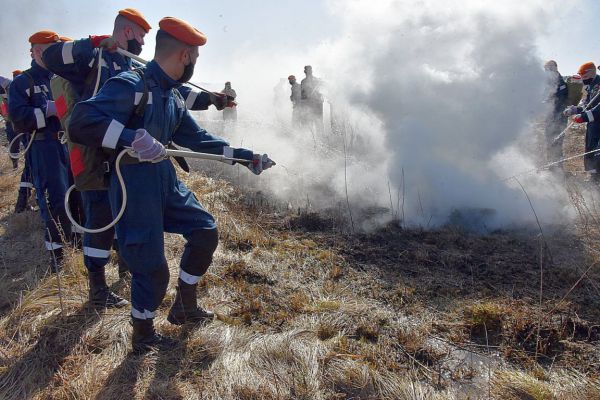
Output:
top-left (167, 278), bottom-right (214, 325)
top-left (88, 270), bottom-right (129, 308)
top-left (14, 189), bottom-right (28, 214)
top-left (131, 317), bottom-right (177, 354)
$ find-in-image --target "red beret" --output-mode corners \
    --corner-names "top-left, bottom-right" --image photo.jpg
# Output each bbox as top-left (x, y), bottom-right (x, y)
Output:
top-left (288, 75), bottom-right (295, 80)
top-left (579, 62), bottom-right (596, 80)
top-left (119, 8), bottom-right (151, 33)
top-left (59, 36), bottom-right (73, 42)
top-left (12, 70), bottom-right (22, 78)
top-left (159, 17), bottom-right (207, 46)
top-left (29, 30), bottom-right (60, 45)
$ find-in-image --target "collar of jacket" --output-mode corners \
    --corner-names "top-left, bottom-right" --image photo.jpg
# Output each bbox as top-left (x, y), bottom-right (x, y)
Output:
top-left (146, 60), bottom-right (181, 91)
top-left (29, 60), bottom-right (53, 80)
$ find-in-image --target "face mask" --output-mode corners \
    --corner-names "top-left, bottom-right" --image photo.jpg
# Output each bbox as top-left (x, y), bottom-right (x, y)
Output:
top-left (178, 61), bottom-right (195, 83)
top-left (127, 39), bottom-right (142, 56)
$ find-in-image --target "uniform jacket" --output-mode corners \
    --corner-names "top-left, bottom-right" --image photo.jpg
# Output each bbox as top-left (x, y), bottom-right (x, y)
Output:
top-left (8, 60), bottom-right (61, 135)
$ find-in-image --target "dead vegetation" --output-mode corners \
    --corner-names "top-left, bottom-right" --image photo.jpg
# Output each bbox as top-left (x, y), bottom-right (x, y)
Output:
top-left (0, 122), bottom-right (599, 399)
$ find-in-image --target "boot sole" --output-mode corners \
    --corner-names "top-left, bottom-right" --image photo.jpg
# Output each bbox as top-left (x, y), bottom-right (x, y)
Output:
top-left (166, 313), bottom-right (214, 326)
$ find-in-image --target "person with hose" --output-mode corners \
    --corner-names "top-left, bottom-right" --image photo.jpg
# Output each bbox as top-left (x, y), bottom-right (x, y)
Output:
top-left (69, 16), bottom-right (274, 353)
top-left (42, 8), bottom-right (153, 308)
top-left (543, 60), bottom-right (568, 163)
top-left (563, 62), bottom-right (600, 181)
top-left (8, 31), bottom-right (71, 272)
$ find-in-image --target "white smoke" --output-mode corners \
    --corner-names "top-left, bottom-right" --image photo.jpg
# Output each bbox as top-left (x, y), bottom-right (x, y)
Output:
top-left (209, 0), bottom-right (578, 230)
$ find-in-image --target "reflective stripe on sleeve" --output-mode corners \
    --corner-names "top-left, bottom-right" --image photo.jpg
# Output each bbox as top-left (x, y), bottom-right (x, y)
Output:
top-left (34, 108), bottom-right (46, 129)
top-left (134, 92), bottom-right (153, 105)
top-left (185, 91), bottom-right (198, 109)
top-left (62, 41), bottom-right (74, 64)
top-left (102, 119), bottom-right (124, 149)
top-left (587, 110), bottom-right (595, 123)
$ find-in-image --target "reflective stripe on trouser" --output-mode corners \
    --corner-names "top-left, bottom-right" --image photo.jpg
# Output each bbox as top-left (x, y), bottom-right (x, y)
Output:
top-left (18, 145), bottom-right (33, 196)
top-left (81, 190), bottom-right (115, 272)
top-left (28, 140), bottom-right (72, 250)
top-left (109, 160), bottom-right (216, 316)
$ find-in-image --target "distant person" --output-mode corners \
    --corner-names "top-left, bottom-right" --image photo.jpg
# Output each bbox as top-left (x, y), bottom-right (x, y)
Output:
top-left (222, 81), bottom-right (237, 121)
top-left (301, 65), bottom-right (324, 133)
top-left (288, 75), bottom-right (301, 126)
top-left (564, 62), bottom-right (600, 180)
top-left (543, 60), bottom-right (568, 162)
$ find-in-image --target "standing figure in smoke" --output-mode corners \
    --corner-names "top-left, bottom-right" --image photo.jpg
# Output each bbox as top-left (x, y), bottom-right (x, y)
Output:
top-left (288, 74), bottom-right (301, 126)
top-left (222, 81), bottom-right (237, 121)
top-left (565, 62), bottom-right (600, 181)
top-left (543, 60), bottom-right (568, 163)
top-left (301, 65), bottom-right (324, 134)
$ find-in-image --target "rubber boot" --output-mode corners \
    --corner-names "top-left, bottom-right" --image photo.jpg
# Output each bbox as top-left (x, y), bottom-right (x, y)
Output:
top-left (14, 189), bottom-right (28, 214)
top-left (88, 270), bottom-right (129, 308)
top-left (131, 317), bottom-right (178, 354)
top-left (167, 279), bottom-right (214, 325)
top-left (49, 248), bottom-right (63, 273)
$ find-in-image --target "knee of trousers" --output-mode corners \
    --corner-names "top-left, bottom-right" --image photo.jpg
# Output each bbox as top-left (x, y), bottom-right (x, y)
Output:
top-left (180, 228), bottom-right (219, 277)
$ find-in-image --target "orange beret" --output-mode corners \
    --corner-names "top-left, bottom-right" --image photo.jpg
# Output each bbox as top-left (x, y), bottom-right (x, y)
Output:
top-left (59, 36), bottom-right (73, 42)
top-left (12, 70), bottom-right (22, 78)
top-left (578, 62), bottom-right (596, 76)
top-left (159, 17), bottom-right (207, 46)
top-left (288, 75), bottom-right (295, 80)
top-left (29, 30), bottom-right (60, 45)
top-left (119, 8), bottom-right (151, 33)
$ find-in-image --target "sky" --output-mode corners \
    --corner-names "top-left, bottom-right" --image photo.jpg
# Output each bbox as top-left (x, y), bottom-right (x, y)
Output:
top-left (1, 1), bottom-right (597, 82)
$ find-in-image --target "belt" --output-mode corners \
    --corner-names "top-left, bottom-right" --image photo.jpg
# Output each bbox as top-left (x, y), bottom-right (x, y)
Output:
top-left (33, 131), bottom-right (60, 141)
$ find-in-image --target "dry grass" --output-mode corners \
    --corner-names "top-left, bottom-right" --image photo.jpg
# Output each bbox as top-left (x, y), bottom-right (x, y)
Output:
top-left (0, 123), bottom-right (600, 399)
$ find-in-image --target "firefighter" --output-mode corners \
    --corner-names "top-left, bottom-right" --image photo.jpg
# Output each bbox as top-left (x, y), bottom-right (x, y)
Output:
top-left (564, 62), bottom-right (600, 179)
top-left (300, 65), bottom-right (324, 133)
top-left (543, 60), bottom-right (568, 162)
top-left (288, 75), bottom-right (301, 126)
top-left (8, 31), bottom-right (71, 272)
top-left (222, 81), bottom-right (237, 121)
top-left (69, 17), bottom-right (274, 352)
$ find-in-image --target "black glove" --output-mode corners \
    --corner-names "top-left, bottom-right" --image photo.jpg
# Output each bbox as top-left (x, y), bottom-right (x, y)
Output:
top-left (209, 92), bottom-right (228, 110)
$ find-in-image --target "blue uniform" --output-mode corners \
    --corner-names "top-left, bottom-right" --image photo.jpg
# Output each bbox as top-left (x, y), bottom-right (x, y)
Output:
top-left (69, 60), bottom-right (252, 319)
top-left (43, 38), bottom-right (214, 273)
top-left (8, 60), bottom-right (71, 252)
top-left (575, 75), bottom-right (600, 172)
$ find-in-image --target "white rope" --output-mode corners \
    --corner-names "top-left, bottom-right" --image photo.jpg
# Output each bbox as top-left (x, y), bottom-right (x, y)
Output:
top-left (8, 130), bottom-right (35, 159)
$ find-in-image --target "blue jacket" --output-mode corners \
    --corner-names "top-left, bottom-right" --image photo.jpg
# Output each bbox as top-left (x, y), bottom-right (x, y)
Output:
top-left (69, 60), bottom-right (251, 158)
top-left (577, 75), bottom-right (600, 126)
top-left (43, 37), bottom-right (213, 109)
top-left (8, 60), bottom-right (61, 135)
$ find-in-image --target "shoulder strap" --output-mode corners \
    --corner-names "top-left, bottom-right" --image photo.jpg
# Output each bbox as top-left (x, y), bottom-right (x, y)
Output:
top-left (22, 69), bottom-right (35, 98)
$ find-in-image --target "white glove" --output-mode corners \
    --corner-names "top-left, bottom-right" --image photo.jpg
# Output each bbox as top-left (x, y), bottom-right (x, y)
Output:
top-left (563, 105), bottom-right (579, 117)
top-left (131, 129), bottom-right (166, 163)
top-left (246, 154), bottom-right (275, 175)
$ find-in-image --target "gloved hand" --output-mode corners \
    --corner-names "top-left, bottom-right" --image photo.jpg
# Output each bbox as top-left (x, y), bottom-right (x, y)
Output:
top-left (573, 114), bottom-right (587, 124)
top-left (563, 105), bottom-right (579, 117)
top-left (46, 100), bottom-right (57, 117)
top-left (91, 35), bottom-right (118, 52)
top-left (209, 92), bottom-right (227, 110)
top-left (246, 154), bottom-right (275, 175)
top-left (131, 129), bottom-right (166, 162)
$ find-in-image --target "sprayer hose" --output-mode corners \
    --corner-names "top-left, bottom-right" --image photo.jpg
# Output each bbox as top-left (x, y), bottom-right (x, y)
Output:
top-left (65, 148), bottom-right (130, 234)
top-left (8, 131), bottom-right (36, 159)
